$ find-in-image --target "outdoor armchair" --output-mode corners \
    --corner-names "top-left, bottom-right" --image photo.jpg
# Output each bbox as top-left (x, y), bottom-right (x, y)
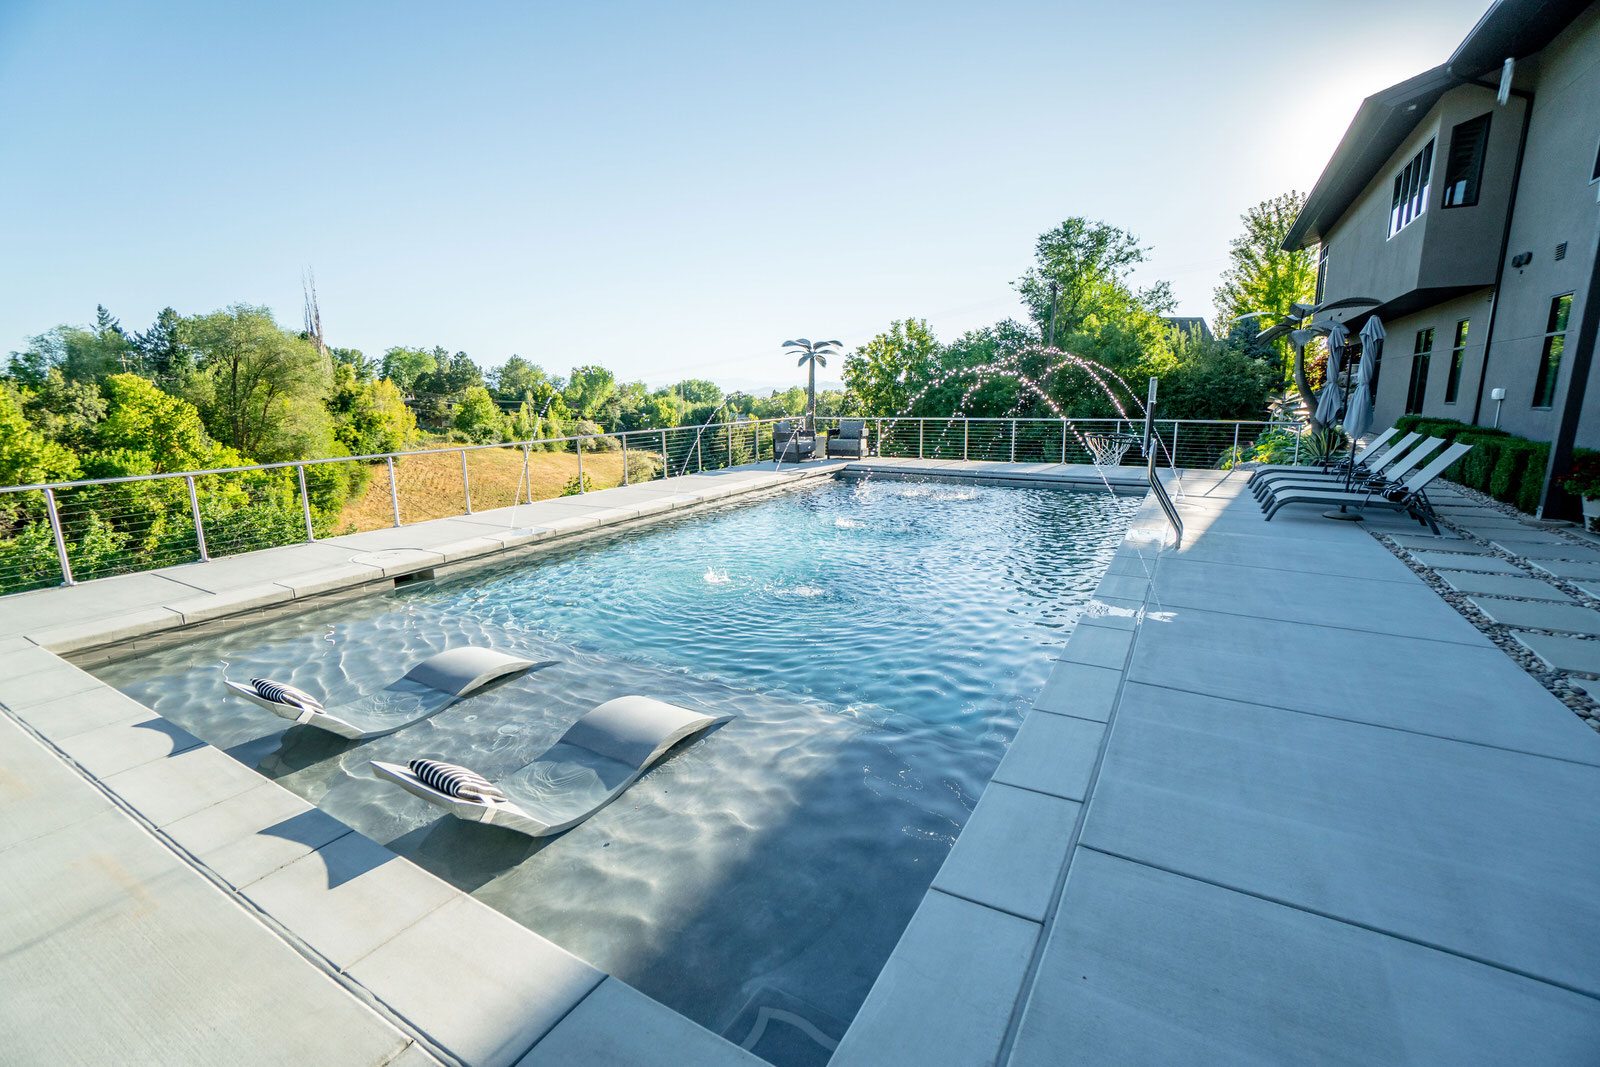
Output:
top-left (826, 419), bottom-right (870, 459)
top-left (773, 420), bottom-right (816, 462)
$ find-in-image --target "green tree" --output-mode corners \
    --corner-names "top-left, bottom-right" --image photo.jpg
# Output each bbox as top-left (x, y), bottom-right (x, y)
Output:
top-left (22, 368), bottom-right (107, 452)
top-left (381, 346), bottom-right (438, 392)
top-left (1015, 219), bottom-right (1174, 344)
top-left (843, 319), bottom-right (938, 415)
top-left (0, 384), bottom-right (80, 487)
top-left (93, 373), bottom-right (229, 473)
top-left (1212, 191), bottom-right (1316, 382)
top-left (492, 355), bottom-right (549, 401)
top-left (133, 307), bottom-right (190, 382)
top-left (563, 365), bottom-right (616, 420)
top-left (453, 385), bottom-right (502, 443)
top-left (181, 304), bottom-right (333, 460)
top-left (328, 365), bottom-right (415, 454)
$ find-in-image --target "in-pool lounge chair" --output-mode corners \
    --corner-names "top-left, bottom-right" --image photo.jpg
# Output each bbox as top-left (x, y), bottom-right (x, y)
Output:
top-left (1248, 428), bottom-right (1412, 495)
top-left (1254, 435), bottom-right (1445, 507)
top-left (225, 647), bottom-right (538, 740)
top-left (371, 696), bottom-right (730, 837)
top-left (1263, 441), bottom-right (1471, 533)
top-left (1246, 425), bottom-right (1402, 482)
top-left (826, 419), bottom-right (870, 459)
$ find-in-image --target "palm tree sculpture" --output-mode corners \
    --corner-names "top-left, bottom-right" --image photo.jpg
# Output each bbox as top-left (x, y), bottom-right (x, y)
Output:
top-left (782, 338), bottom-right (841, 431)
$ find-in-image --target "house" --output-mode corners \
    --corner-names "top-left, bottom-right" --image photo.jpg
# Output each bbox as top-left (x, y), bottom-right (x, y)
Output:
top-left (1163, 316), bottom-right (1215, 342)
top-left (1284, 0), bottom-right (1600, 515)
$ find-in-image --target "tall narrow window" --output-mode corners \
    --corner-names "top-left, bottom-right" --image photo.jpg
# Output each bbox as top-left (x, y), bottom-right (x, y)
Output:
top-left (1405, 328), bottom-right (1434, 414)
top-left (1315, 245), bottom-right (1329, 305)
top-left (1444, 319), bottom-right (1468, 403)
top-left (1441, 114), bottom-right (1491, 207)
top-left (1533, 294), bottom-right (1574, 408)
top-left (1388, 139), bottom-right (1434, 236)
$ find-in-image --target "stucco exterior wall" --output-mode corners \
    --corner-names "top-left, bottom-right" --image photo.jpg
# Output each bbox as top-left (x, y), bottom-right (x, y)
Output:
top-left (1369, 289), bottom-right (1496, 431)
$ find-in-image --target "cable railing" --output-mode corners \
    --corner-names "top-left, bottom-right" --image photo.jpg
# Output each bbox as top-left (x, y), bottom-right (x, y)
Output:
top-left (0, 416), bottom-right (1274, 595)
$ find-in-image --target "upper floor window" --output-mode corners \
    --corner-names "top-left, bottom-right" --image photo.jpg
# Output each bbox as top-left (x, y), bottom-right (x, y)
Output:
top-left (1532, 293), bottom-right (1574, 408)
top-left (1389, 139), bottom-right (1434, 237)
top-left (1441, 114), bottom-right (1491, 207)
top-left (1315, 245), bottom-right (1329, 305)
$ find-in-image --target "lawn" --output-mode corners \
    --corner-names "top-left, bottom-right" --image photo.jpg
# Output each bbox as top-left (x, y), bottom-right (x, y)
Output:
top-left (338, 445), bottom-right (650, 531)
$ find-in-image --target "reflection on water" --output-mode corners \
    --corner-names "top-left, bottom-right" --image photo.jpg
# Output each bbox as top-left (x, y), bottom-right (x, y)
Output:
top-left (96, 478), bottom-right (1135, 1064)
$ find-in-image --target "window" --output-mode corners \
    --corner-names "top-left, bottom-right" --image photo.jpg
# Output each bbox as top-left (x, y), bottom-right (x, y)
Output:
top-left (1532, 294), bottom-right (1574, 408)
top-left (1444, 319), bottom-right (1468, 403)
top-left (1315, 245), bottom-right (1329, 305)
top-left (1441, 114), bottom-right (1490, 207)
top-left (1389, 139), bottom-right (1434, 237)
top-left (1592, 136), bottom-right (1600, 183)
top-left (1405, 328), bottom-right (1434, 414)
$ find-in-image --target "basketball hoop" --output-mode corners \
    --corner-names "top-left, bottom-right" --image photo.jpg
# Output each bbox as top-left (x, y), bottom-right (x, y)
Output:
top-left (1084, 431), bottom-right (1138, 469)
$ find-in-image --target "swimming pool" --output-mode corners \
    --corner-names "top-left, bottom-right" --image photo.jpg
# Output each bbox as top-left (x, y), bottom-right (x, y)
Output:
top-left (96, 476), bottom-right (1137, 1064)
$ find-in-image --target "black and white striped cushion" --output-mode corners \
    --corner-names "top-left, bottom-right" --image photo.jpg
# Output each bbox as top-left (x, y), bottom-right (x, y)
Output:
top-left (409, 758), bottom-right (506, 801)
top-left (251, 678), bottom-right (324, 712)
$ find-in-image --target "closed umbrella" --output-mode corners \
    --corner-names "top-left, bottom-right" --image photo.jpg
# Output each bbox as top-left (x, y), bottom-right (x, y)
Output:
top-left (1314, 324), bottom-right (1346, 428)
top-left (1343, 320), bottom-right (1377, 441)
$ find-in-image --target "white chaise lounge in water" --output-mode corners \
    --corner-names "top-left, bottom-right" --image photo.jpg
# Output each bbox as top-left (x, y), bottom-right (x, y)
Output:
top-left (369, 696), bottom-right (731, 838)
top-left (224, 647), bottom-right (538, 740)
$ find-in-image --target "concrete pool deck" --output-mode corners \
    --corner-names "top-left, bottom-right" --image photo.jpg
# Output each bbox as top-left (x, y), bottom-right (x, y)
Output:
top-left (3, 458), bottom-right (1595, 1064)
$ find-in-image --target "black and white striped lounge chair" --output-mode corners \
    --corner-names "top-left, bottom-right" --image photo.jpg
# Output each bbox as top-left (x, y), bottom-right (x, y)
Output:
top-left (1262, 441), bottom-right (1471, 533)
top-left (224, 646), bottom-right (539, 740)
top-left (371, 696), bottom-right (731, 838)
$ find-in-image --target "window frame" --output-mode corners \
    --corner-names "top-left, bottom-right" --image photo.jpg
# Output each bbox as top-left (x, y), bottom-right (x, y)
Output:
top-left (1441, 113), bottom-right (1491, 208)
top-left (1532, 293), bottom-right (1575, 409)
top-left (1388, 139), bottom-right (1435, 238)
top-left (1444, 319), bottom-right (1468, 404)
top-left (1405, 328), bottom-right (1434, 415)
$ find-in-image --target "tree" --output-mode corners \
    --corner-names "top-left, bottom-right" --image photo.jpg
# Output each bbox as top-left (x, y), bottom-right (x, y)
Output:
top-left (782, 338), bottom-right (841, 427)
top-left (328, 364), bottom-right (415, 454)
top-left (843, 319), bottom-right (939, 416)
top-left (491, 355), bottom-right (549, 401)
top-left (0, 384), bottom-right (80, 488)
top-left (330, 347), bottom-right (376, 381)
top-left (453, 385), bottom-right (502, 443)
top-left (415, 350), bottom-right (483, 397)
top-left (381, 347), bottom-right (437, 392)
top-left (133, 307), bottom-right (190, 382)
top-left (1212, 192), bottom-right (1316, 384)
top-left (21, 368), bottom-right (106, 452)
top-left (93, 373), bottom-right (226, 473)
top-left (1015, 219), bottom-right (1174, 342)
top-left (181, 304), bottom-right (333, 460)
top-left (563, 365), bottom-right (615, 420)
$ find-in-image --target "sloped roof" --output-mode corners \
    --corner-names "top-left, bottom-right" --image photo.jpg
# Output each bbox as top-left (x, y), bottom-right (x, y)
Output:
top-left (1282, 0), bottom-right (1594, 250)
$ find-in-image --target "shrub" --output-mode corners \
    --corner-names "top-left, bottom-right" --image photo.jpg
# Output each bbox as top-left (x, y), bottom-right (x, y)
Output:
top-left (560, 473), bottom-right (593, 496)
top-left (1561, 454), bottom-right (1600, 499)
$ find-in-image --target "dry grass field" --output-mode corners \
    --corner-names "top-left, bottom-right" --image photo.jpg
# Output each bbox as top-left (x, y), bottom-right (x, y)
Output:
top-left (338, 446), bottom-right (645, 531)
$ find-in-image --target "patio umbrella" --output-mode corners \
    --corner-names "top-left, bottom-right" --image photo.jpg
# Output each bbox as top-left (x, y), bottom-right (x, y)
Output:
top-left (1343, 320), bottom-right (1378, 441)
top-left (1314, 324), bottom-right (1346, 428)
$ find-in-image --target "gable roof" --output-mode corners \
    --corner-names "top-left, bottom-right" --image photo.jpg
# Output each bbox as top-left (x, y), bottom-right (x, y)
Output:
top-left (1282, 0), bottom-right (1594, 251)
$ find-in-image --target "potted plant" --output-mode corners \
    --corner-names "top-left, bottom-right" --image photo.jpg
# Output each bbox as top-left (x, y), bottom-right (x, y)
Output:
top-left (1561, 455), bottom-right (1600, 528)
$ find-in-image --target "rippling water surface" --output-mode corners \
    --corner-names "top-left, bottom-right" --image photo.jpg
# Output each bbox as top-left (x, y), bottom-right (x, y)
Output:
top-left (98, 477), bottom-right (1136, 1064)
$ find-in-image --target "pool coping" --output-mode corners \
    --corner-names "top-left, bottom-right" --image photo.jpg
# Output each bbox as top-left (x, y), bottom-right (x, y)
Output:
top-left (830, 467), bottom-right (1600, 1065)
top-left (0, 457), bottom-right (1145, 1067)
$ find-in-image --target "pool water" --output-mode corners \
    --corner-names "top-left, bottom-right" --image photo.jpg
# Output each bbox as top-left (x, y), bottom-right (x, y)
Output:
top-left (97, 476), bottom-right (1137, 1064)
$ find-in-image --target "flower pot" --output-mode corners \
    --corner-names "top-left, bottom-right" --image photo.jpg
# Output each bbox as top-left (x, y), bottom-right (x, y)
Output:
top-left (1584, 496), bottom-right (1600, 530)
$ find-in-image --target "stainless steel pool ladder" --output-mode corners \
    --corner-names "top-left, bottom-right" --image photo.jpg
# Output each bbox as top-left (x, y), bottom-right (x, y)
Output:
top-left (1147, 449), bottom-right (1182, 549)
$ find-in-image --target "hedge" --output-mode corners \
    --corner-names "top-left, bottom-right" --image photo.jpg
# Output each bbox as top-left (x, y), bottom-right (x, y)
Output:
top-left (1390, 415), bottom-right (1591, 516)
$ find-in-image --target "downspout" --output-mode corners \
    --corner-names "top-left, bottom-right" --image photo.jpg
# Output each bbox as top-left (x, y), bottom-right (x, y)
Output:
top-left (1469, 82), bottom-right (1535, 425)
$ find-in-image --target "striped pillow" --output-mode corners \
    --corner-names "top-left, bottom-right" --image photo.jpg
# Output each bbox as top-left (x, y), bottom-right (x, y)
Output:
top-left (409, 758), bottom-right (507, 801)
top-left (250, 678), bottom-right (324, 712)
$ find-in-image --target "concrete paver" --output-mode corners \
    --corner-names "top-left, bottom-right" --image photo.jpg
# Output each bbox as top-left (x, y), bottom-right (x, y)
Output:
top-left (1515, 632), bottom-right (1600, 674)
top-left (1468, 597), bottom-right (1600, 634)
top-left (1436, 570), bottom-right (1574, 601)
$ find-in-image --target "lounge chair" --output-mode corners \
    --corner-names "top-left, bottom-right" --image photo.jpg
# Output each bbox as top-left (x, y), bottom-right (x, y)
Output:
top-left (773, 420), bottom-right (815, 462)
top-left (826, 419), bottom-right (870, 459)
top-left (1254, 435), bottom-right (1445, 506)
top-left (1246, 426), bottom-right (1401, 482)
top-left (225, 647), bottom-right (539, 740)
top-left (1249, 429), bottom-right (1415, 495)
top-left (371, 696), bottom-right (730, 837)
top-left (1263, 441), bottom-right (1472, 533)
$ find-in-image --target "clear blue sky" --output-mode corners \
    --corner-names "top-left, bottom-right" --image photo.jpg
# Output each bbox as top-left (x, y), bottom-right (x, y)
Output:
top-left (0, 0), bottom-right (1491, 391)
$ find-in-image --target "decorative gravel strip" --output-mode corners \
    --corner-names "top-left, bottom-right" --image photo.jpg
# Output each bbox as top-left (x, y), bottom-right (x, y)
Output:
top-left (1367, 480), bottom-right (1600, 733)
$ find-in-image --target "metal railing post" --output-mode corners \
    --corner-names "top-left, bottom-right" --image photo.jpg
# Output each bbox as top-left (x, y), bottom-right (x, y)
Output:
top-left (622, 433), bottom-right (630, 485)
top-left (726, 421), bottom-right (732, 468)
top-left (1232, 422), bottom-right (1240, 463)
top-left (43, 488), bottom-right (74, 586)
top-left (918, 420), bottom-right (924, 459)
top-left (876, 418), bottom-right (882, 457)
top-left (577, 438), bottom-right (586, 491)
top-left (962, 419), bottom-right (969, 461)
top-left (1171, 421), bottom-right (1180, 467)
top-left (185, 475), bottom-right (209, 562)
top-left (660, 429), bottom-right (668, 479)
top-left (296, 464), bottom-right (315, 541)
top-left (1060, 418), bottom-right (1067, 463)
top-left (1294, 432), bottom-right (1301, 465)
top-left (1010, 420), bottom-right (1016, 463)
top-left (519, 444), bottom-right (531, 503)
top-left (386, 457), bottom-right (402, 526)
